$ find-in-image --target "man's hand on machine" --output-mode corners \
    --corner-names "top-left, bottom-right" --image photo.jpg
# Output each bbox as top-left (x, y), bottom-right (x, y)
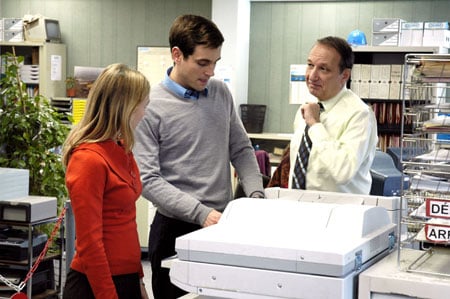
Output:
top-left (203, 209), bottom-right (222, 227)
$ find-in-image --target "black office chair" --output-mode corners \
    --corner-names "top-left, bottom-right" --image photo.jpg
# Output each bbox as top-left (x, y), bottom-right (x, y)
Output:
top-left (370, 150), bottom-right (409, 196)
top-left (386, 146), bottom-right (427, 171)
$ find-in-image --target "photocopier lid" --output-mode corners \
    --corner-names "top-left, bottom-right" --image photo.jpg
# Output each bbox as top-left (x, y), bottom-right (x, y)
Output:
top-left (175, 198), bottom-right (396, 277)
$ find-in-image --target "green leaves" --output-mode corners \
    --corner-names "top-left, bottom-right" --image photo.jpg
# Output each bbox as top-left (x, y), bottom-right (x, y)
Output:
top-left (0, 51), bottom-right (69, 209)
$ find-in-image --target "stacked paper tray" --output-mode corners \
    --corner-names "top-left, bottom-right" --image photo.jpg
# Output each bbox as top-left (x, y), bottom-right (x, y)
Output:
top-left (20, 65), bottom-right (39, 84)
top-left (72, 99), bottom-right (87, 124)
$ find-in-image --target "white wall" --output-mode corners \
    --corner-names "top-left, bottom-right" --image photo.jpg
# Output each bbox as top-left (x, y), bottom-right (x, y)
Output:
top-left (212, 0), bottom-right (250, 109)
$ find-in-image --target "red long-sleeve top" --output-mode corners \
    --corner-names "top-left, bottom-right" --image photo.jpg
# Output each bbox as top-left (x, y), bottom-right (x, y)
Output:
top-left (66, 140), bottom-right (143, 298)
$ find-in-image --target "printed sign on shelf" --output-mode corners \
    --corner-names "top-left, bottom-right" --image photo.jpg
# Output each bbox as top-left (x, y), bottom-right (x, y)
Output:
top-left (426, 198), bottom-right (450, 219)
top-left (425, 223), bottom-right (450, 243)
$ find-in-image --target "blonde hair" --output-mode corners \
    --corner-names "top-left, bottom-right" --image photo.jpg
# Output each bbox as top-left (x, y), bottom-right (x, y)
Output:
top-left (62, 63), bottom-right (150, 167)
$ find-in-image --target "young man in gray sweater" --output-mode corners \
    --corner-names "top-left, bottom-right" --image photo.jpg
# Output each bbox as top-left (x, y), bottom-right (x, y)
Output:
top-left (134, 14), bottom-right (265, 299)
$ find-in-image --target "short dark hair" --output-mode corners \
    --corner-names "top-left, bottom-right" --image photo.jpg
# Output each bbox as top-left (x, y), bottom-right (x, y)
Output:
top-left (316, 36), bottom-right (354, 73)
top-left (169, 14), bottom-right (224, 58)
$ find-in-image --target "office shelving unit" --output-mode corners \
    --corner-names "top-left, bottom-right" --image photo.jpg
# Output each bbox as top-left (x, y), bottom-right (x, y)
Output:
top-left (351, 46), bottom-right (444, 151)
top-left (398, 53), bottom-right (450, 277)
top-left (0, 217), bottom-right (63, 298)
top-left (0, 41), bottom-right (66, 99)
top-left (247, 133), bottom-right (292, 166)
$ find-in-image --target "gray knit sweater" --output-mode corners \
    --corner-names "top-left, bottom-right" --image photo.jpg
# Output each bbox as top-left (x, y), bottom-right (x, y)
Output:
top-left (134, 79), bottom-right (264, 226)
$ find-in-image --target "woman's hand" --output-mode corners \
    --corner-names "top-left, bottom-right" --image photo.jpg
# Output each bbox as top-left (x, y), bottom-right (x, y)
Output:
top-left (140, 280), bottom-right (149, 299)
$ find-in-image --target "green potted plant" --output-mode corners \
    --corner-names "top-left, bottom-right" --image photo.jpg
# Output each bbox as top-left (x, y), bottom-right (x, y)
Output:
top-left (65, 76), bottom-right (77, 97)
top-left (0, 51), bottom-right (69, 210)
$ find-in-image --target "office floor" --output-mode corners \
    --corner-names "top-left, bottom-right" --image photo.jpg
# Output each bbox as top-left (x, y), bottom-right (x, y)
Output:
top-left (142, 258), bottom-right (154, 298)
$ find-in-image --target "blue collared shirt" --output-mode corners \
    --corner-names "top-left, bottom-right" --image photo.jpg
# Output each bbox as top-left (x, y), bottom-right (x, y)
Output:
top-left (162, 67), bottom-right (208, 100)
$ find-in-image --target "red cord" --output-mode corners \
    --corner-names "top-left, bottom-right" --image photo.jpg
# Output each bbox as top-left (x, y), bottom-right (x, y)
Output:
top-left (21, 207), bottom-right (66, 286)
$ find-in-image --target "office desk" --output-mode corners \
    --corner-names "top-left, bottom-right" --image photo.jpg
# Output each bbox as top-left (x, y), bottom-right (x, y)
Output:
top-left (247, 133), bottom-right (293, 141)
top-left (359, 248), bottom-right (450, 299)
top-left (247, 133), bottom-right (292, 166)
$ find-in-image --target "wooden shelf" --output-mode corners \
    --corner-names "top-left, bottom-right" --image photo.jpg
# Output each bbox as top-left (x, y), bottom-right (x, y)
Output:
top-left (352, 45), bottom-right (442, 53)
top-left (247, 133), bottom-right (292, 141)
top-left (350, 46), bottom-right (448, 151)
top-left (0, 42), bottom-right (67, 98)
top-left (0, 41), bottom-right (45, 47)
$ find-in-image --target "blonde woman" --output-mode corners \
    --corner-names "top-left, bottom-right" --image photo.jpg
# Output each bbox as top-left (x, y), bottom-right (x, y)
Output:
top-left (62, 63), bottom-right (150, 299)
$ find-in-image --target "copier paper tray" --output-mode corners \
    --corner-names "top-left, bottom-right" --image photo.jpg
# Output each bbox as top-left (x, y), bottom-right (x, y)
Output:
top-left (170, 198), bottom-right (396, 298)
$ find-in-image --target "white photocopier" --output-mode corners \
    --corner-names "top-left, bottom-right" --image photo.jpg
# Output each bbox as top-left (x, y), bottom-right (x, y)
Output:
top-left (169, 188), bottom-right (400, 299)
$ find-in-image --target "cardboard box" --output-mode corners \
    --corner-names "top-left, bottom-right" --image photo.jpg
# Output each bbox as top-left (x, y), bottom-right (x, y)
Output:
top-left (351, 64), bottom-right (361, 81)
top-left (350, 81), bottom-right (360, 96)
top-left (389, 65), bottom-right (403, 100)
top-left (360, 64), bottom-right (372, 82)
top-left (373, 18), bottom-right (403, 32)
top-left (400, 22), bottom-right (424, 46)
top-left (423, 22), bottom-right (450, 46)
top-left (370, 64), bottom-right (382, 83)
top-left (2, 18), bottom-right (23, 31)
top-left (380, 65), bottom-right (392, 83)
top-left (389, 82), bottom-right (402, 100)
top-left (445, 30), bottom-right (450, 48)
top-left (3, 30), bottom-right (24, 42)
top-left (359, 64), bottom-right (371, 98)
top-left (369, 82), bottom-right (390, 99)
top-left (372, 32), bottom-right (399, 46)
top-left (359, 82), bottom-right (370, 99)
top-left (390, 64), bottom-right (403, 83)
top-left (369, 82), bottom-right (379, 98)
top-left (376, 65), bottom-right (391, 99)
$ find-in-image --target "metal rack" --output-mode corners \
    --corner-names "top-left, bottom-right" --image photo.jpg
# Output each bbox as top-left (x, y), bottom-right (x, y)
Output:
top-left (0, 217), bottom-right (63, 298)
top-left (398, 53), bottom-right (450, 277)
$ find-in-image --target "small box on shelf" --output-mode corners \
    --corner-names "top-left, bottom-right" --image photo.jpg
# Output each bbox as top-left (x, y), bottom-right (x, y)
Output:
top-left (399, 22), bottom-right (424, 47)
top-left (372, 32), bottom-right (399, 46)
top-left (2, 18), bottom-right (23, 31)
top-left (423, 22), bottom-right (449, 47)
top-left (372, 18), bottom-right (404, 32)
top-left (2, 30), bottom-right (24, 42)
